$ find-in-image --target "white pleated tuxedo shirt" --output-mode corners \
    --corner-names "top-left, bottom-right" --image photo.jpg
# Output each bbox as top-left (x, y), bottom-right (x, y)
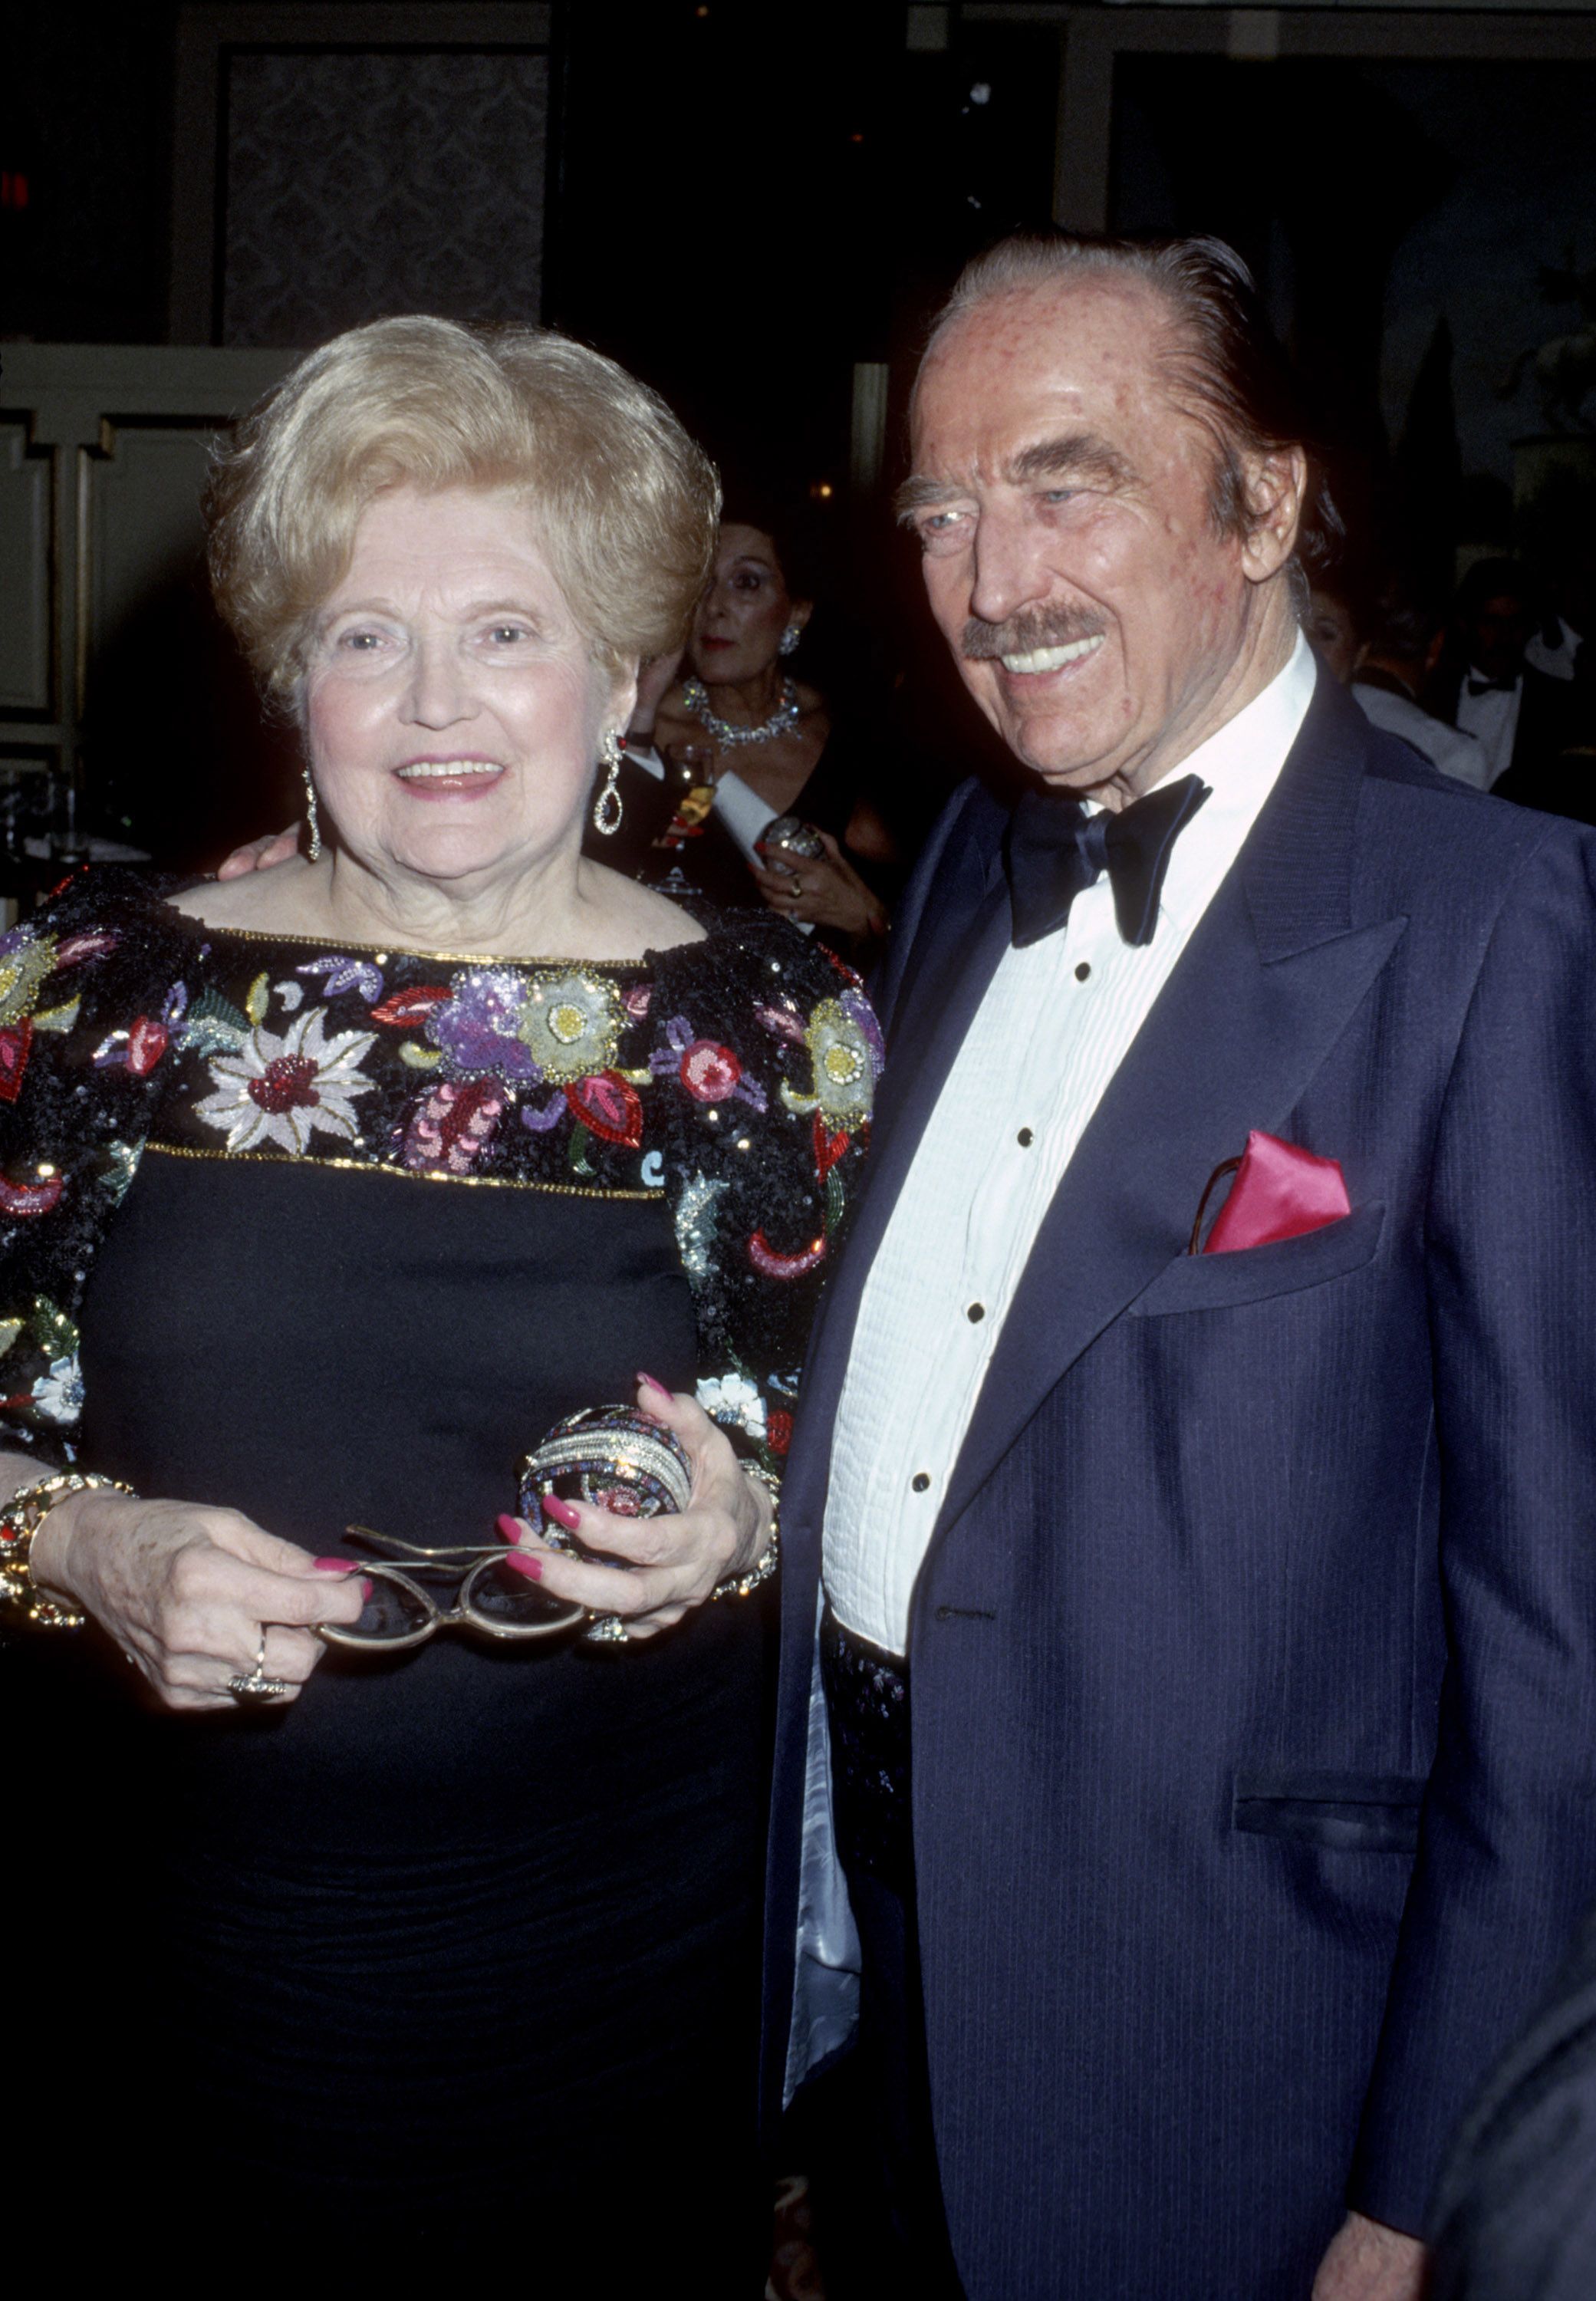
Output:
top-left (1456, 671), bottom-right (1522, 788)
top-left (821, 634), bottom-right (1318, 1656)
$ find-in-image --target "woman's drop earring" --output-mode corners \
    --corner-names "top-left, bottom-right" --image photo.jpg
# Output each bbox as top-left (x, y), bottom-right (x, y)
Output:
top-left (778, 622), bottom-right (801, 658)
top-left (302, 765), bottom-right (324, 861)
top-left (591, 730), bottom-right (624, 836)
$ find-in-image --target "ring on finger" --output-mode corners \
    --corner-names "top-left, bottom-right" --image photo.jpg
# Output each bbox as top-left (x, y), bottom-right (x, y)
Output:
top-left (227, 1630), bottom-right (291, 1702)
top-left (583, 1612), bottom-right (630, 1644)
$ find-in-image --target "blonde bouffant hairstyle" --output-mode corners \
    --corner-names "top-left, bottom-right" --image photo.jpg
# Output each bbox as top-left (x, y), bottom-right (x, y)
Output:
top-left (206, 315), bottom-right (721, 700)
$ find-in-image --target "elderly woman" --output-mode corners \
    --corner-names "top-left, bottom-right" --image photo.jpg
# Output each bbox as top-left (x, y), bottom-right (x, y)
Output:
top-left (0, 318), bottom-right (879, 2276)
top-left (648, 512), bottom-right (898, 946)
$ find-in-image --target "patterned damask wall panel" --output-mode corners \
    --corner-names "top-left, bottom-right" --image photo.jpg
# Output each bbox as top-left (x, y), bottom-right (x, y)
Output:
top-left (221, 49), bottom-right (548, 348)
top-left (0, 426), bottom-right (54, 717)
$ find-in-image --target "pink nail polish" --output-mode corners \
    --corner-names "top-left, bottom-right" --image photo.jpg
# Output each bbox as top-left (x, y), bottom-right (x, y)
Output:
top-left (637, 1371), bottom-right (672, 1401)
top-left (542, 1493), bottom-right (581, 1530)
top-left (495, 1513), bottom-right (524, 1545)
top-left (502, 1549), bottom-right (543, 1581)
top-left (314, 1557), bottom-right (357, 1572)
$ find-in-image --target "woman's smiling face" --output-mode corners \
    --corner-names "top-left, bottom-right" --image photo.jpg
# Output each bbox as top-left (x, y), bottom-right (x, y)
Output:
top-left (303, 483), bottom-right (631, 894)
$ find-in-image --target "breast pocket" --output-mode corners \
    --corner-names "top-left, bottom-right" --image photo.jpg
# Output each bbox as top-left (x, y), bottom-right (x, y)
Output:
top-left (1128, 1202), bottom-right (1387, 1318)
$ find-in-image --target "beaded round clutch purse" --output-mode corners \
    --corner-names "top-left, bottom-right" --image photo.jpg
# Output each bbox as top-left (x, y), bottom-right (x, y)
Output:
top-left (518, 1404), bottom-right (693, 1565)
top-left (758, 814), bottom-right (827, 859)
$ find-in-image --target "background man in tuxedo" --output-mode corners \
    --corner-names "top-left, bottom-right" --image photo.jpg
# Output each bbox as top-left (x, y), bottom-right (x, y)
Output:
top-left (1430, 556), bottom-right (1592, 813)
top-left (1337, 577), bottom-right (1492, 789)
top-left (765, 235), bottom-right (1596, 2300)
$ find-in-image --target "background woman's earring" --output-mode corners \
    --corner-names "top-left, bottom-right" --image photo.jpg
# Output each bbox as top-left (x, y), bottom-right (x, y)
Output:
top-left (302, 766), bottom-right (324, 861)
top-left (778, 623), bottom-right (801, 659)
top-left (591, 731), bottom-right (624, 836)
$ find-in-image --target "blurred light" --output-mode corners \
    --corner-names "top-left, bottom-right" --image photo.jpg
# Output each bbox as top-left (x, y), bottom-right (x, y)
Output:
top-left (811, 482), bottom-right (835, 501)
top-left (850, 132), bottom-right (865, 144)
top-left (970, 84), bottom-right (992, 105)
top-left (1, 173), bottom-right (29, 211)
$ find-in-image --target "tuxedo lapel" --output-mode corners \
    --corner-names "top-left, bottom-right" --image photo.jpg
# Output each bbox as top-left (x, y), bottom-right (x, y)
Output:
top-left (933, 677), bottom-right (1409, 1541)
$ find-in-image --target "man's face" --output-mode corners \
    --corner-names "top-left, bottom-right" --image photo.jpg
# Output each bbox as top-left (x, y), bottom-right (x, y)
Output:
top-left (905, 278), bottom-right (1279, 794)
top-left (1306, 590), bottom-right (1361, 686)
top-left (1466, 591), bottom-right (1533, 683)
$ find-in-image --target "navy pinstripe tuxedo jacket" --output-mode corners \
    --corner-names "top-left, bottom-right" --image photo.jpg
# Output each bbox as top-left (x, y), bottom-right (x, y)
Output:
top-left (762, 668), bottom-right (1596, 2299)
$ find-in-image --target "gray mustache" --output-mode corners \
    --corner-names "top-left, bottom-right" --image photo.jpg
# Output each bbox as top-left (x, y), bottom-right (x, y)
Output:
top-left (962, 611), bottom-right (1106, 661)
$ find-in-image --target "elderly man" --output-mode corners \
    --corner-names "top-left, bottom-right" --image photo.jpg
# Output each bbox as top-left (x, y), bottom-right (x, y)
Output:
top-left (765, 235), bottom-right (1596, 2301)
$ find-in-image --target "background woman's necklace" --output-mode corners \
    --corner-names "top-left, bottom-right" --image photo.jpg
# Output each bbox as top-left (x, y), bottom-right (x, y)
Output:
top-left (683, 675), bottom-right (801, 749)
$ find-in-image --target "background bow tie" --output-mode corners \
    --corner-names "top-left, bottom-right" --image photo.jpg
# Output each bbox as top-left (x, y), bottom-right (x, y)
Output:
top-left (1466, 673), bottom-right (1519, 697)
top-left (1004, 773), bottom-right (1210, 950)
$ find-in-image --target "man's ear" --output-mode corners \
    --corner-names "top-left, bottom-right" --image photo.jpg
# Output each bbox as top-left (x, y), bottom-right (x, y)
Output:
top-left (1239, 446), bottom-right (1307, 585)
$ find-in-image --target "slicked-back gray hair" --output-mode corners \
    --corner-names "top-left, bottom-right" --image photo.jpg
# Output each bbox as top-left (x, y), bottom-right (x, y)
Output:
top-left (919, 232), bottom-right (1342, 588)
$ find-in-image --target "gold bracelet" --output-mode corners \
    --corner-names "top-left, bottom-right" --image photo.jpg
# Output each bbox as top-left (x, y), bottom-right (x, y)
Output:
top-left (0, 1470), bottom-right (136, 1631)
top-left (713, 1461), bottom-right (781, 1601)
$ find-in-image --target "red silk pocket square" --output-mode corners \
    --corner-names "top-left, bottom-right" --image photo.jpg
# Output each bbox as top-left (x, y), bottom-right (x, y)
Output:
top-left (1196, 1130), bottom-right (1351, 1256)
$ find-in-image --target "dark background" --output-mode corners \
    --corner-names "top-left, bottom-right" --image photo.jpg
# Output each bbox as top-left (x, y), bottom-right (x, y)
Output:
top-left (5, 3), bottom-right (1594, 861)
top-left (3, 2), bottom-right (1066, 849)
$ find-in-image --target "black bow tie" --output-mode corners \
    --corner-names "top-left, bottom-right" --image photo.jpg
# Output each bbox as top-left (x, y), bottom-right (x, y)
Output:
top-left (1466, 673), bottom-right (1519, 698)
top-left (1005, 773), bottom-right (1210, 950)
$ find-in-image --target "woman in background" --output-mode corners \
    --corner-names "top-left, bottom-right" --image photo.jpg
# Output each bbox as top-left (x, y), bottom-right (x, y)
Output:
top-left (650, 513), bottom-right (898, 952)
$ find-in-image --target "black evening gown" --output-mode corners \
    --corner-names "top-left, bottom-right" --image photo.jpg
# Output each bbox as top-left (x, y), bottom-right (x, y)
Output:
top-left (77, 1159), bottom-right (769, 2281)
top-left (77, 1157), bottom-right (764, 2263)
top-left (0, 884), bottom-right (879, 2291)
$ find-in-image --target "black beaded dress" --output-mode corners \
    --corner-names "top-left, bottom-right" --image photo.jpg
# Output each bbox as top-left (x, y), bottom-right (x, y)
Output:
top-left (0, 870), bottom-right (879, 2283)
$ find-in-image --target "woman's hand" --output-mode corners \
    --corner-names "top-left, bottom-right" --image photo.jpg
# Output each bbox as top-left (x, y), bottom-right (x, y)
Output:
top-left (500, 1374), bottom-right (772, 1641)
top-left (751, 829), bottom-right (887, 940)
top-left (216, 823), bottom-right (301, 879)
top-left (30, 1488), bottom-right (367, 1710)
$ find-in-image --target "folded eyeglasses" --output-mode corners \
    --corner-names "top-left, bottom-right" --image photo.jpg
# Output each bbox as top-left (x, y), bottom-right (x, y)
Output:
top-left (317, 1526), bottom-right (585, 1651)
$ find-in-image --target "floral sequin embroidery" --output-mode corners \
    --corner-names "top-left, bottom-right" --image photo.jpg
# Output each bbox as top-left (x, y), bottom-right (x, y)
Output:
top-left (673, 1170), bottom-right (729, 1281)
top-left (402, 1078), bottom-right (504, 1174)
top-left (0, 870), bottom-right (882, 1518)
top-left (0, 1299), bottom-right (82, 1427)
top-left (423, 965), bottom-right (627, 1091)
top-left (518, 970), bottom-right (626, 1085)
top-left (696, 1370), bottom-right (768, 1440)
top-left (652, 1016), bottom-right (768, 1111)
top-left (426, 969), bottom-right (543, 1084)
top-left (298, 953), bottom-right (385, 1003)
top-left (780, 989), bottom-right (882, 1131)
top-left (94, 981), bottom-right (188, 1078)
top-left (30, 1351), bottom-right (83, 1424)
top-left (0, 929), bottom-right (61, 1033)
top-left (0, 1166), bottom-right (64, 1216)
top-left (0, 925), bottom-right (120, 1104)
top-left (195, 1008), bottom-right (377, 1155)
